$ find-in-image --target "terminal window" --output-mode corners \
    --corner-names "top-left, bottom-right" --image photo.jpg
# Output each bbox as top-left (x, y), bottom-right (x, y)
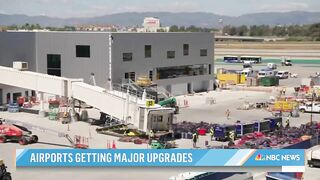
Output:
top-left (76, 45), bottom-right (90, 58)
top-left (125, 72), bottom-right (136, 81)
top-left (200, 49), bottom-right (207, 56)
top-left (47, 54), bottom-right (61, 77)
top-left (145, 45), bottom-right (152, 58)
top-left (123, 53), bottom-right (133, 61)
top-left (167, 51), bottom-right (175, 59)
top-left (183, 44), bottom-right (189, 56)
top-left (157, 64), bottom-right (209, 80)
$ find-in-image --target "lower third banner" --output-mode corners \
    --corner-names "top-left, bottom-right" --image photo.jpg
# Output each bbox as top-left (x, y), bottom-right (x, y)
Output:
top-left (16, 149), bottom-right (304, 167)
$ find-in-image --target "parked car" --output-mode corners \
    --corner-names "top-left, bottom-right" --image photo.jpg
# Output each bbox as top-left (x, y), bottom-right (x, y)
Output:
top-left (243, 62), bottom-right (252, 69)
top-left (276, 71), bottom-right (289, 79)
top-left (281, 59), bottom-right (292, 66)
top-left (267, 63), bottom-right (277, 70)
top-left (299, 102), bottom-right (320, 113)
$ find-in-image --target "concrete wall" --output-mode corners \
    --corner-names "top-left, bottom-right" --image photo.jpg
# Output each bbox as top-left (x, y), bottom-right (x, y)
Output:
top-left (0, 32), bottom-right (36, 71)
top-left (171, 83), bottom-right (188, 96)
top-left (35, 32), bottom-right (110, 86)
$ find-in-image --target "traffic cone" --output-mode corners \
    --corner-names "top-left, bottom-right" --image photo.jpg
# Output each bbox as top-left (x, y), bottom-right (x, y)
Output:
top-left (106, 140), bottom-right (110, 149)
top-left (112, 140), bottom-right (116, 149)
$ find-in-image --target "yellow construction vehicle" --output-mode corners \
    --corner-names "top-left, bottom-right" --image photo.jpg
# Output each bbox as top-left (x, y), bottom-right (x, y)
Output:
top-left (136, 76), bottom-right (152, 87)
top-left (0, 160), bottom-right (11, 180)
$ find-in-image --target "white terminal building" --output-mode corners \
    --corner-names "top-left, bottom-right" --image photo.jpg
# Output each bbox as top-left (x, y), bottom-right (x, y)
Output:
top-left (0, 31), bottom-right (214, 131)
top-left (140, 17), bottom-right (170, 32)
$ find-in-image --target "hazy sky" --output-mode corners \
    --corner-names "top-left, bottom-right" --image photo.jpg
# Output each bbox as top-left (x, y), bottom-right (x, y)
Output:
top-left (0, 0), bottom-right (319, 18)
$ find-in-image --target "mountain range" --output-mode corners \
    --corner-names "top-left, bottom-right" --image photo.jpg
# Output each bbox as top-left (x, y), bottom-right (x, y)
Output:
top-left (0, 11), bottom-right (320, 27)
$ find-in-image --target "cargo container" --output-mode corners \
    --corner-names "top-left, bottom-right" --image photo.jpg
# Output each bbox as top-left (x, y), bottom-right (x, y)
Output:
top-left (214, 125), bottom-right (236, 141)
top-left (236, 123), bottom-right (254, 137)
top-left (246, 77), bottom-right (259, 86)
top-left (258, 76), bottom-right (279, 86)
top-left (253, 120), bottom-right (271, 133)
top-left (264, 117), bottom-right (282, 131)
top-left (217, 73), bottom-right (246, 85)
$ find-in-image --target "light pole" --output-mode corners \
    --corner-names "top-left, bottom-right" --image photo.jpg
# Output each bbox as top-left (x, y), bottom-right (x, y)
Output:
top-left (108, 33), bottom-right (113, 91)
top-left (310, 90), bottom-right (316, 125)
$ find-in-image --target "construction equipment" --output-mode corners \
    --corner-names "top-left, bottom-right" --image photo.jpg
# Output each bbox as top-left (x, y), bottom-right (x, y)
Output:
top-left (0, 119), bottom-right (38, 145)
top-left (0, 160), bottom-right (11, 180)
top-left (150, 139), bottom-right (176, 149)
top-left (158, 97), bottom-right (179, 114)
top-left (150, 140), bottom-right (165, 149)
top-left (65, 134), bottom-right (89, 149)
top-left (3, 119), bottom-right (89, 148)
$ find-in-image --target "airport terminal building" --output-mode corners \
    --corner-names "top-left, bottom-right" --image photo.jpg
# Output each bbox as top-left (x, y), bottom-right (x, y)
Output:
top-left (0, 31), bottom-right (214, 104)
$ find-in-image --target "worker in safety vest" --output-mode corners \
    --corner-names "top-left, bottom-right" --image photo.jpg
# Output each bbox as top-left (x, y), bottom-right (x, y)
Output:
top-left (227, 130), bottom-right (235, 147)
top-left (123, 129), bottom-right (129, 136)
top-left (149, 130), bottom-right (155, 144)
top-left (192, 131), bottom-right (198, 148)
top-left (209, 127), bottom-right (214, 141)
top-left (228, 130), bottom-right (235, 142)
top-left (285, 117), bottom-right (290, 128)
top-left (225, 109), bottom-right (231, 120)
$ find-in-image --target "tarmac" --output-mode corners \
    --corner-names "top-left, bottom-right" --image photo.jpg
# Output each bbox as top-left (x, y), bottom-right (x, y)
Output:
top-left (1, 63), bottom-right (320, 179)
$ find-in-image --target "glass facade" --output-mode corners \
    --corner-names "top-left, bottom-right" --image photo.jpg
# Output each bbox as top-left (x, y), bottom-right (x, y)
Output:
top-left (156, 64), bottom-right (210, 80)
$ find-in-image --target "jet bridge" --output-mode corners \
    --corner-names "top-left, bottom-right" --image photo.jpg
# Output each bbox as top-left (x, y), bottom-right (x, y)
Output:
top-left (0, 66), bottom-right (174, 132)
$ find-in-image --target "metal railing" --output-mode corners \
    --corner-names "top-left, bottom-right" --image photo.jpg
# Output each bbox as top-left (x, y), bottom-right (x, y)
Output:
top-left (149, 86), bottom-right (172, 98)
top-left (112, 83), bottom-right (156, 101)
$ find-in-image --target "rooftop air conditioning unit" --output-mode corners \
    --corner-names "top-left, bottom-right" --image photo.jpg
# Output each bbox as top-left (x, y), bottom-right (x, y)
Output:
top-left (13, 61), bottom-right (28, 71)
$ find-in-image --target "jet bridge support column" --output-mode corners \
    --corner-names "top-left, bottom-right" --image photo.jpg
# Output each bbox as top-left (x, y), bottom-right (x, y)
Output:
top-left (69, 98), bottom-right (77, 122)
top-left (38, 92), bottom-right (46, 117)
top-left (125, 88), bottom-right (130, 124)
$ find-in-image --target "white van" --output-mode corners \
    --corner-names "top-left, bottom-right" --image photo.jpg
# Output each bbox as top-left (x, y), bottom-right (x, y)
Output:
top-left (258, 70), bottom-right (274, 78)
top-left (276, 71), bottom-right (289, 79)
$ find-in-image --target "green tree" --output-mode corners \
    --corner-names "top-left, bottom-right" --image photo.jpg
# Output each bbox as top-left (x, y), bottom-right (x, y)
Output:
top-left (272, 26), bottom-right (287, 36)
top-left (179, 26), bottom-right (186, 32)
top-left (7, 24), bottom-right (18, 30)
top-left (229, 26), bottom-right (237, 36)
top-left (249, 25), bottom-right (258, 36)
top-left (309, 23), bottom-right (320, 39)
top-left (222, 25), bottom-right (231, 35)
top-left (237, 25), bottom-right (248, 36)
top-left (169, 25), bottom-right (179, 32)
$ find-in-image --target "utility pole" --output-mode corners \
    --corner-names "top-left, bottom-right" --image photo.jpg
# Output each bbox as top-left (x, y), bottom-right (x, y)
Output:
top-left (310, 90), bottom-right (316, 125)
top-left (108, 33), bottom-right (113, 91)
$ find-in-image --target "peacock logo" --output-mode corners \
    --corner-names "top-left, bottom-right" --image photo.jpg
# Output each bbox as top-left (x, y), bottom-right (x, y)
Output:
top-left (255, 154), bottom-right (265, 161)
